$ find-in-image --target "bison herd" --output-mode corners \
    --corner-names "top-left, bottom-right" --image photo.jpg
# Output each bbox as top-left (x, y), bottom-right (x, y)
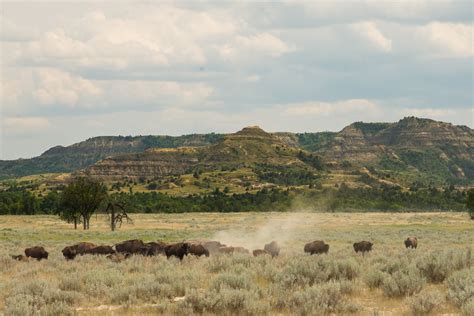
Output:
top-left (12, 237), bottom-right (419, 262)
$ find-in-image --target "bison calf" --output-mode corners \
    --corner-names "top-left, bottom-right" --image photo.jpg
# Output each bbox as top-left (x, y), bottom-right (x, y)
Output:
top-left (304, 240), bottom-right (329, 255)
top-left (107, 252), bottom-right (131, 263)
top-left (253, 249), bottom-right (270, 257)
top-left (11, 254), bottom-right (28, 261)
top-left (353, 241), bottom-right (373, 254)
top-left (404, 237), bottom-right (418, 249)
top-left (25, 246), bottom-right (48, 261)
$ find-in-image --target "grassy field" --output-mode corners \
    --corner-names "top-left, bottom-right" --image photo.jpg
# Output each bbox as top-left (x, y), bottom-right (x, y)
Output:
top-left (1, 212), bottom-right (473, 315)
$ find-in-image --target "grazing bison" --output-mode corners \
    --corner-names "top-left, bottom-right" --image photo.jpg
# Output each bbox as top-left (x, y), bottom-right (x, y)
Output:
top-left (188, 244), bottom-right (210, 257)
top-left (264, 241), bottom-right (280, 258)
top-left (253, 249), bottom-right (269, 257)
top-left (143, 241), bottom-right (168, 256)
top-left (304, 240), bottom-right (330, 255)
top-left (165, 242), bottom-right (190, 260)
top-left (86, 245), bottom-right (115, 255)
top-left (62, 242), bottom-right (96, 260)
top-left (11, 254), bottom-right (27, 261)
top-left (115, 239), bottom-right (146, 254)
top-left (404, 237), bottom-right (418, 249)
top-left (107, 252), bottom-right (131, 263)
top-left (353, 241), bottom-right (373, 254)
top-left (25, 246), bottom-right (48, 261)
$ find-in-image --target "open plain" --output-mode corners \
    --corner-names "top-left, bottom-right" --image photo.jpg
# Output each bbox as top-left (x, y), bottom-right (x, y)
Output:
top-left (1, 212), bottom-right (473, 315)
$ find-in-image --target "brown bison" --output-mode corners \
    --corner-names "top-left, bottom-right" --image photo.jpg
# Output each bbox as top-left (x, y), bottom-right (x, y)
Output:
top-left (165, 242), bottom-right (190, 260)
top-left (253, 249), bottom-right (270, 257)
top-left (143, 241), bottom-right (168, 256)
top-left (62, 242), bottom-right (96, 260)
top-left (404, 237), bottom-right (418, 249)
top-left (264, 241), bottom-right (280, 258)
top-left (11, 254), bottom-right (28, 261)
top-left (188, 244), bottom-right (210, 257)
top-left (85, 245), bottom-right (115, 255)
top-left (25, 246), bottom-right (48, 261)
top-left (115, 239), bottom-right (146, 254)
top-left (353, 241), bottom-right (373, 254)
top-left (304, 240), bottom-right (330, 255)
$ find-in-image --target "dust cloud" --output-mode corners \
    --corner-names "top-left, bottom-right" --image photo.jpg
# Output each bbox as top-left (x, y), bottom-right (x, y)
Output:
top-left (211, 212), bottom-right (317, 252)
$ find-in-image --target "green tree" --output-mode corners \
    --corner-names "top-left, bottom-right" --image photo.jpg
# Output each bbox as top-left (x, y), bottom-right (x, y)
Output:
top-left (467, 189), bottom-right (474, 220)
top-left (60, 177), bottom-right (107, 230)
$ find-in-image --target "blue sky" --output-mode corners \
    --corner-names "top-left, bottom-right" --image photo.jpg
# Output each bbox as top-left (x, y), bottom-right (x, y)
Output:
top-left (1, 1), bottom-right (473, 159)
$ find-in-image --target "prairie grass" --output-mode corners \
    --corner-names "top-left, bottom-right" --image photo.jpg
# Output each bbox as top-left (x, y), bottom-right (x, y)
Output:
top-left (0, 212), bottom-right (472, 315)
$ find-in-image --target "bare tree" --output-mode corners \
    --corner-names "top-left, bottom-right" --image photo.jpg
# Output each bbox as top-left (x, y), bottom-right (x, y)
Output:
top-left (104, 197), bottom-right (133, 231)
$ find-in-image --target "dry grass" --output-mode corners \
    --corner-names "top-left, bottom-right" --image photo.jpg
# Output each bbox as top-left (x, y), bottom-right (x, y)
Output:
top-left (0, 212), bottom-right (473, 315)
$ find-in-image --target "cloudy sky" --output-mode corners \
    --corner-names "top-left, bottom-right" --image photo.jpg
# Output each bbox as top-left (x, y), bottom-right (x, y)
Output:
top-left (1, 1), bottom-right (473, 159)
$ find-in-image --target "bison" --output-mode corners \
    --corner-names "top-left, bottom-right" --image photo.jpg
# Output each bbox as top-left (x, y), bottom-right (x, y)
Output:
top-left (25, 246), bottom-right (48, 261)
top-left (188, 244), bottom-right (210, 257)
top-left (85, 245), bottom-right (115, 255)
top-left (404, 237), bottom-right (418, 249)
top-left (143, 241), bottom-right (168, 256)
top-left (353, 241), bottom-right (373, 254)
top-left (304, 240), bottom-right (329, 255)
top-left (264, 241), bottom-right (280, 258)
top-left (115, 239), bottom-right (146, 254)
top-left (165, 242), bottom-right (190, 260)
top-left (253, 249), bottom-right (270, 257)
top-left (11, 254), bottom-right (28, 261)
top-left (202, 240), bottom-right (226, 254)
top-left (62, 242), bottom-right (96, 260)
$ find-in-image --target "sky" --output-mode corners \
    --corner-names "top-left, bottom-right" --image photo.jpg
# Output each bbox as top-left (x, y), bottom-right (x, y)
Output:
top-left (1, 0), bottom-right (473, 160)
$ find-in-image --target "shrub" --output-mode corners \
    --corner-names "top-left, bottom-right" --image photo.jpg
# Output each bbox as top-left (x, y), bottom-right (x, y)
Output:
top-left (288, 281), bottom-right (359, 315)
top-left (211, 272), bottom-right (251, 291)
top-left (364, 270), bottom-right (387, 289)
top-left (409, 290), bottom-right (444, 315)
top-left (278, 258), bottom-right (328, 288)
top-left (184, 288), bottom-right (268, 315)
top-left (326, 258), bottom-right (360, 281)
top-left (417, 249), bottom-right (471, 283)
top-left (462, 298), bottom-right (474, 316)
top-left (446, 268), bottom-right (474, 307)
top-left (58, 277), bottom-right (83, 292)
top-left (381, 268), bottom-right (425, 298)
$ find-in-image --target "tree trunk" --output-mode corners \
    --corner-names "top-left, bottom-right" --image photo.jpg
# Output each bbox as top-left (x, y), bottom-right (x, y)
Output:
top-left (74, 218), bottom-right (77, 230)
top-left (111, 205), bottom-right (115, 231)
top-left (83, 217), bottom-right (87, 230)
top-left (87, 218), bottom-right (90, 230)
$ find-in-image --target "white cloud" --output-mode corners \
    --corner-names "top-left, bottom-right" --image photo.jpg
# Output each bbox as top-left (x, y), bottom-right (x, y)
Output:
top-left (284, 99), bottom-right (379, 116)
top-left (220, 33), bottom-right (293, 60)
top-left (3, 116), bottom-right (51, 131)
top-left (400, 107), bottom-right (456, 118)
top-left (351, 21), bottom-right (392, 52)
top-left (33, 68), bottom-right (101, 107)
top-left (417, 22), bottom-right (473, 58)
